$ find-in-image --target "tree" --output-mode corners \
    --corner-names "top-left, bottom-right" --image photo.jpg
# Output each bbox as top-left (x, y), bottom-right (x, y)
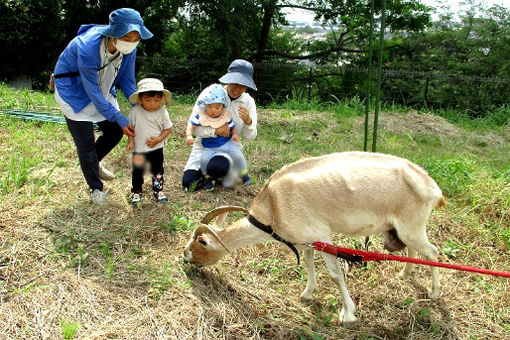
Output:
top-left (383, 3), bottom-right (510, 114)
top-left (250, 0), bottom-right (432, 63)
top-left (0, 0), bottom-right (183, 89)
top-left (0, 0), bottom-right (65, 84)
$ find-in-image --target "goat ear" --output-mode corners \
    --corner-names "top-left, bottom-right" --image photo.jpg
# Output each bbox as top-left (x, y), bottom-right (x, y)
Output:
top-left (196, 235), bottom-right (209, 246)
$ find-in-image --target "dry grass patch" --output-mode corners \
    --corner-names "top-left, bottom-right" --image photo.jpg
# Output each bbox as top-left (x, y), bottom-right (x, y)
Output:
top-left (1, 109), bottom-right (509, 339)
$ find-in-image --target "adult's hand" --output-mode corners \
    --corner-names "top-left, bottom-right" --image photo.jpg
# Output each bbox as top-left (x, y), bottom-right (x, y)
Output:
top-left (238, 106), bottom-right (252, 125)
top-left (215, 123), bottom-right (230, 137)
top-left (123, 123), bottom-right (135, 137)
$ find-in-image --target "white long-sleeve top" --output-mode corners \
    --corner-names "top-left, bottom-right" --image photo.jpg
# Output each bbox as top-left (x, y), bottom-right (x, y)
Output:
top-left (184, 88), bottom-right (257, 171)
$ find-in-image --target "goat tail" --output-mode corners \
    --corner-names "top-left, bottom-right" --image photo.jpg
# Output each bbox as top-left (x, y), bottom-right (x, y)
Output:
top-left (436, 195), bottom-right (447, 209)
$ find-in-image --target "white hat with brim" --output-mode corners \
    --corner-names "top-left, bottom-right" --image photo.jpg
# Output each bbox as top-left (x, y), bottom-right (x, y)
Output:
top-left (129, 78), bottom-right (171, 105)
top-left (219, 59), bottom-right (257, 91)
top-left (198, 108), bottom-right (232, 129)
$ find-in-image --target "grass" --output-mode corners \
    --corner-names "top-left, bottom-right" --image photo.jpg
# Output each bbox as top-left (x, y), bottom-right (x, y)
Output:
top-left (0, 83), bottom-right (509, 339)
top-left (60, 319), bottom-right (80, 340)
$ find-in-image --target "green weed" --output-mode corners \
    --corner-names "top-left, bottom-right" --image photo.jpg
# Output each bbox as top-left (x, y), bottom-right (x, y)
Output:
top-left (60, 320), bottom-right (80, 340)
top-left (2, 157), bottom-right (29, 195)
top-left (400, 297), bottom-right (415, 307)
top-left (483, 104), bottom-right (510, 126)
top-left (100, 242), bottom-right (115, 280)
top-left (314, 308), bottom-right (334, 325)
top-left (131, 259), bottom-right (182, 299)
top-left (164, 214), bottom-right (195, 233)
top-left (417, 307), bottom-right (431, 324)
top-left (52, 232), bottom-right (90, 269)
top-left (500, 228), bottom-right (510, 250)
top-left (442, 239), bottom-right (460, 259)
top-left (249, 257), bottom-right (287, 280)
top-left (32, 166), bottom-right (56, 191)
top-left (422, 158), bottom-right (475, 196)
top-left (147, 262), bottom-right (177, 299)
top-left (53, 232), bottom-right (78, 254)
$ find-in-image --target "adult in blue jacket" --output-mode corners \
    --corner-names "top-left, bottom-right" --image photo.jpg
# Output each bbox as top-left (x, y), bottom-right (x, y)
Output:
top-left (53, 8), bottom-right (152, 205)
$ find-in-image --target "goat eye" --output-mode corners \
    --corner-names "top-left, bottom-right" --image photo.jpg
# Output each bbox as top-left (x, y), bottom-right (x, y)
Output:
top-left (198, 238), bottom-right (207, 246)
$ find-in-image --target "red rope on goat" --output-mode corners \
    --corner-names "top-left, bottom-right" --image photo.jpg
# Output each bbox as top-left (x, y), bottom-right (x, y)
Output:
top-left (312, 242), bottom-right (510, 278)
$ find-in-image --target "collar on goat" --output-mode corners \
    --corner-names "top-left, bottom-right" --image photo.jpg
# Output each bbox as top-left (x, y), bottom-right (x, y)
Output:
top-left (247, 214), bottom-right (301, 265)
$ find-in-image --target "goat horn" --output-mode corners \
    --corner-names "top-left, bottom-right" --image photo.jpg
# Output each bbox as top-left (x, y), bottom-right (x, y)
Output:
top-left (201, 206), bottom-right (249, 225)
top-left (194, 224), bottom-right (232, 254)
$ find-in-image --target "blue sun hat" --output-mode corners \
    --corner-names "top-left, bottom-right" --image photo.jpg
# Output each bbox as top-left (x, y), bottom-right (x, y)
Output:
top-left (97, 8), bottom-right (153, 39)
top-left (196, 84), bottom-right (232, 128)
top-left (219, 59), bottom-right (257, 91)
top-left (197, 84), bottom-right (229, 108)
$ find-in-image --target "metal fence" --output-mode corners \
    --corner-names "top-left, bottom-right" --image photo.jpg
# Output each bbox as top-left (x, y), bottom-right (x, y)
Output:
top-left (136, 57), bottom-right (510, 114)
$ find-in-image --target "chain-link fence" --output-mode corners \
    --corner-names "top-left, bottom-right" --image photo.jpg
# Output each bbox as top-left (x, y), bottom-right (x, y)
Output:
top-left (136, 57), bottom-right (510, 115)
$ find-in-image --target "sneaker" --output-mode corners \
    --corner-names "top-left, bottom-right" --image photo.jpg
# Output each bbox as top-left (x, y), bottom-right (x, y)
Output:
top-left (154, 191), bottom-right (168, 203)
top-left (131, 192), bottom-right (142, 207)
top-left (99, 162), bottom-right (115, 181)
top-left (241, 174), bottom-right (252, 186)
top-left (204, 177), bottom-right (214, 191)
top-left (91, 189), bottom-right (107, 205)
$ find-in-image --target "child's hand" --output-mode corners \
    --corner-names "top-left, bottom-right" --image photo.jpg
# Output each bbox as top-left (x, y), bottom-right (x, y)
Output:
top-left (126, 142), bottom-right (133, 152)
top-left (232, 133), bottom-right (240, 142)
top-left (185, 135), bottom-right (194, 146)
top-left (146, 136), bottom-right (160, 148)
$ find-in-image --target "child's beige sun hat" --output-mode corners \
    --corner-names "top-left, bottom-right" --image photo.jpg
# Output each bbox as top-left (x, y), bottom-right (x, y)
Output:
top-left (129, 78), bottom-right (171, 105)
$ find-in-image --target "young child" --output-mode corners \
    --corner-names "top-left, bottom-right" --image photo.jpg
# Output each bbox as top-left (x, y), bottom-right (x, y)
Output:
top-left (185, 84), bottom-right (251, 191)
top-left (126, 78), bottom-right (173, 206)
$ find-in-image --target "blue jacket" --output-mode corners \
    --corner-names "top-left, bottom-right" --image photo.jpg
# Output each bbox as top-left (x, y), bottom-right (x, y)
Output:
top-left (54, 24), bottom-right (136, 128)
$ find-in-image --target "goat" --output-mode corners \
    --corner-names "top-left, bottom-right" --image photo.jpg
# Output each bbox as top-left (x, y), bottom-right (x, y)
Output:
top-left (183, 152), bottom-right (446, 324)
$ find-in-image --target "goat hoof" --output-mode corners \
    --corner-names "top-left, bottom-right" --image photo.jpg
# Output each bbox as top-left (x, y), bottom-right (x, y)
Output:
top-left (339, 309), bottom-right (357, 326)
top-left (299, 292), bottom-right (314, 302)
top-left (427, 290), bottom-right (441, 299)
top-left (398, 269), bottom-right (412, 278)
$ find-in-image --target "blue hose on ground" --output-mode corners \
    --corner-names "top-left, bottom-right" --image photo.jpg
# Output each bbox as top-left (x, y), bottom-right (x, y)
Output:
top-left (0, 109), bottom-right (99, 130)
top-left (0, 109), bottom-right (66, 124)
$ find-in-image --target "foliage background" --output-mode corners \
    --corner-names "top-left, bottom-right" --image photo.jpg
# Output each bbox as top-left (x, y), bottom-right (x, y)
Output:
top-left (1, 0), bottom-right (509, 116)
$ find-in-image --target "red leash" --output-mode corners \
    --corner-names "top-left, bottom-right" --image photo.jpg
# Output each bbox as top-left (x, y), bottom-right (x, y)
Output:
top-left (312, 242), bottom-right (510, 278)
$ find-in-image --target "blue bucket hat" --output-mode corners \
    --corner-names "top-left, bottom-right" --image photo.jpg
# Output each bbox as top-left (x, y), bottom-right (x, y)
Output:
top-left (97, 8), bottom-right (153, 40)
top-left (197, 84), bottom-right (229, 108)
top-left (219, 59), bottom-right (257, 91)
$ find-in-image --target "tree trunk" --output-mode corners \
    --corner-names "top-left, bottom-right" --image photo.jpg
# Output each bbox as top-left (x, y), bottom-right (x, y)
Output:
top-left (254, 1), bottom-right (276, 64)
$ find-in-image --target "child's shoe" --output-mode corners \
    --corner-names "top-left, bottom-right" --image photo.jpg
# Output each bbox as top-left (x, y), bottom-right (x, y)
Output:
top-left (130, 192), bottom-right (142, 207)
top-left (204, 176), bottom-right (214, 191)
top-left (241, 174), bottom-right (252, 186)
top-left (154, 191), bottom-right (168, 203)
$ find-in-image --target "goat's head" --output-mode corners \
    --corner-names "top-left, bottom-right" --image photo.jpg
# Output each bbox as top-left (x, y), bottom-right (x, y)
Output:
top-left (183, 206), bottom-right (249, 266)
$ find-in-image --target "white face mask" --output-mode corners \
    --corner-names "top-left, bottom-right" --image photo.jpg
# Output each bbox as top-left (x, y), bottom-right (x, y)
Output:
top-left (114, 39), bottom-right (139, 55)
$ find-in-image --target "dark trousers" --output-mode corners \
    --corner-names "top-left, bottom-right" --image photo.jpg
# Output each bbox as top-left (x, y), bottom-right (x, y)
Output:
top-left (65, 118), bottom-right (123, 191)
top-left (182, 169), bottom-right (204, 191)
top-left (132, 148), bottom-right (164, 193)
top-left (182, 155), bottom-right (231, 191)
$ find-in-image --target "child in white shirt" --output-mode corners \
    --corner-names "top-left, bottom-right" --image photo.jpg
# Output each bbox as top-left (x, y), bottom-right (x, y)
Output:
top-left (126, 78), bottom-right (173, 206)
